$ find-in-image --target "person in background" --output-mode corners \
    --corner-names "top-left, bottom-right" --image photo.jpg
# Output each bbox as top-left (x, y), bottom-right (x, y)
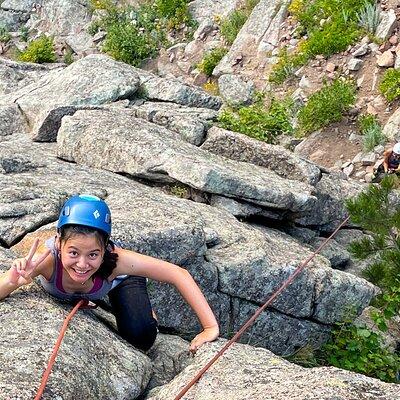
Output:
top-left (372, 142), bottom-right (400, 183)
top-left (0, 194), bottom-right (219, 352)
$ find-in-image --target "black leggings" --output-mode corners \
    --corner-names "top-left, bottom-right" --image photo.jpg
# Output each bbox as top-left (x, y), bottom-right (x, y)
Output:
top-left (108, 276), bottom-right (158, 351)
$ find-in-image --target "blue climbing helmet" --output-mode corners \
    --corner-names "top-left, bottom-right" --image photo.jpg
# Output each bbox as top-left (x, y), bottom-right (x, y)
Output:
top-left (57, 194), bottom-right (112, 237)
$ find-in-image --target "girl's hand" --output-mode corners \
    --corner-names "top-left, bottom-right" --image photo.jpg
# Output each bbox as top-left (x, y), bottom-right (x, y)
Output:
top-left (190, 325), bottom-right (219, 354)
top-left (8, 239), bottom-right (50, 286)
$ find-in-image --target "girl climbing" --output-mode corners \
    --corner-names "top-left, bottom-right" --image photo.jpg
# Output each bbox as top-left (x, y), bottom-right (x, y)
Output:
top-left (0, 194), bottom-right (219, 352)
top-left (372, 142), bottom-right (400, 183)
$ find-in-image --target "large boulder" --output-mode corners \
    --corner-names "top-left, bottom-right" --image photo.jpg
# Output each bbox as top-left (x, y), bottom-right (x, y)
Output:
top-left (128, 101), bottom-right (218, 145)
top-left (213, 0), bottom-right (291, 76)
top-left (25, 0), bottom-right (92, 37)
top-left (1, 54), bottom-right (140, 141)
top-left (201, 126), bottom-right (321, 185)
top-left (136, 69), bottom-right (222, 110)
top-left (295, 173), bottom-right (365, 231)
top-left (147, 340), bottom-right (400, 400)
top-left (0, 56), bottom-right (64, 96)
top-left (0, 104), bottom-right (28, 136)
top-left (57, 108), bottom-right (317, 213)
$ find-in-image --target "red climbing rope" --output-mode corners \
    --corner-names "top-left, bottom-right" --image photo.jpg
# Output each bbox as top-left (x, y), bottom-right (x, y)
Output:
top-left (34, 299), bottom-right (88, 400)
top-left (173, 216), bottom-right (351, 400)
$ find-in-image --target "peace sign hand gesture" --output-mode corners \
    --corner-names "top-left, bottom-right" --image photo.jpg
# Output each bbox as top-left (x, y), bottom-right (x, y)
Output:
top-left (9, 239), bottom-right (51, 286)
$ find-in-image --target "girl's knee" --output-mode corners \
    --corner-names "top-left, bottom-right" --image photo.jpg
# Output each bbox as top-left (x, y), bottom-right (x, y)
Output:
top-left (119, 321), bottom-right (158, 351)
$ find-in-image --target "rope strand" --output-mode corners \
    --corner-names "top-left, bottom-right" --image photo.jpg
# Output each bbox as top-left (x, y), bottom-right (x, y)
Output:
top-left (174, 216), bottom-right (350, 400)
top-left (34, 299), bottom-right (86, 400)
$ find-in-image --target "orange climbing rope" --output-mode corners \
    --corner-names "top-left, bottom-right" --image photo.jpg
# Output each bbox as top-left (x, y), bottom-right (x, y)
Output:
top-left (173, 216), bottom-right (351, 400)
top-left (34, 299), bottom-right (88, 400)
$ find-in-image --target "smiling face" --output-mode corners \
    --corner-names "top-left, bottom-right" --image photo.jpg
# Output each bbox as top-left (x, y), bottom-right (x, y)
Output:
top-left (59, 233), bottom-right (105, 284)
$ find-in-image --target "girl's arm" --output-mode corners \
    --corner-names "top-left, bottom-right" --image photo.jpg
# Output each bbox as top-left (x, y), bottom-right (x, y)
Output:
top-left (383, 150), bottom-right (391, 172)
top-left (0, 239), bottom-right (51, 300)
top-left (112, 247), bottom-right (219, 351)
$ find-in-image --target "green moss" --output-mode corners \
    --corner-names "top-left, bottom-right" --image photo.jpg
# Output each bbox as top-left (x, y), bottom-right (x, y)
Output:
top-left (379, 68), bottom-right (400, 102)
top-left (297, 79), bottom-right (356, 135)
top-left (18, 35), bottom-right (56, 63)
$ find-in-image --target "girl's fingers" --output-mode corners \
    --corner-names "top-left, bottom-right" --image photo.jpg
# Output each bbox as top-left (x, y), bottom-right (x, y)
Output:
top-left (26, 248), bottom-right (50, 275)
top-left (189, 327), bottom-right (219, 353)
top-left (189, 336), bottom-right (203, 354)
top-left (8, 265), bottom-right (21, 285)
top-left (15, 259), bottom-right (26, 273)
top-left (25, 238), bottom-right (40, 263)
top-left (32, 248), bottom-right (51, 267)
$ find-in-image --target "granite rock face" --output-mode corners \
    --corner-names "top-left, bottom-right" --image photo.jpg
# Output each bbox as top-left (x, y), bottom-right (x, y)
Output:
top-left (1, 55), bottom-right (140, 141)
top-left (0, 54), bottom-right (385, 399)
top-left (57, 108), bottom-right (317, 213)
top-left (0, 134), bottom-right (376, 358)
top-left (147, 340), bottom-right (400, 400)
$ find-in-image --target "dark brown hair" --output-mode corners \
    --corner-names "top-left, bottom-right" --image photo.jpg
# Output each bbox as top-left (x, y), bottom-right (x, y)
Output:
top-left (59, 225), bottom-right (118, 279)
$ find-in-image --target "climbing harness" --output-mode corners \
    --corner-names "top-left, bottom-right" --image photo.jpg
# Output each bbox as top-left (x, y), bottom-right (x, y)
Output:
top-left (33, 216), bottom-right (350, 399)
top-left (33, 299), bottom-right (97, 400)
top-left (173, 215), bottom-right (350, 400)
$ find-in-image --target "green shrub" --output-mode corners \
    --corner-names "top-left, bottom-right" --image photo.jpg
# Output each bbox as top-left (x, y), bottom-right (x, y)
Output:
top-left (155, 0), bottom-right (193, 28)
top-left (320, 321), bottom-right (399, 383)
top-left (220, 9), bottom-right (248, 45)
top-left (297, 79), bottom-right (356, 135)
top-left (0, 26), bottom-right (11, 43)
top-left (358, 113), bottom-right (377, 132)
top-left (358, 114), bottom-right (385, 151)
top-left (269, 47), bottom-right (308, 84)
top-left (272, 0), bottom-right (371, 84)
top-left (92, 1), bottom-right (196, 66)
top-left (218, 96), bottom-right (294, 143)
top-left (101, 4), bottom-right (167, 66)
top-left (290, 0), bottom-right (370, 32)
top-left (302, 19), bottom-right (360, 57)
top-left (370, 287), bottom-right (400, 332)
top-left (379, 68), bottom-right (400, 102)
top-left (19, 26), bottom-right (29, 42)
top-left (63, 49), bottom-right (74, 65)
top-left (18, 35), bottom-right (56, 63)
top-left (197, 47), bottom-right (228, 76)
